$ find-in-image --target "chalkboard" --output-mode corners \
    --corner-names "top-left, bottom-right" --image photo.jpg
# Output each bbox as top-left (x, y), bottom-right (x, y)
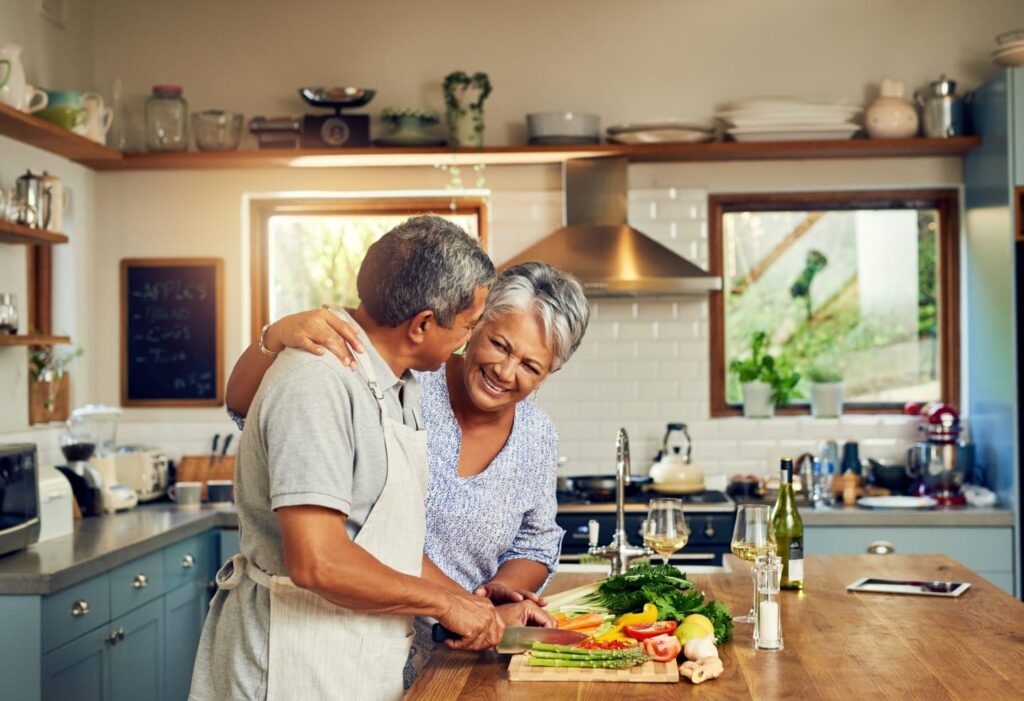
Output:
top-left (120, 258), bottom-right (223, 406)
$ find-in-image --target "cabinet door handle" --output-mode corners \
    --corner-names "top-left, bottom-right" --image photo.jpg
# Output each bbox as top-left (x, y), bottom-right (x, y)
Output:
top-left (117, 627), bottom-right (126, 642)
top-left (70, 599), bottom-right (90, 618)
top-left (704, 519), bottom-right (716, 539)
top-left (104, 630), bottom-right (119, 646)
top-left (132, 573), bottom-right (149, 589)
top-left (181, 554), bottom-right (196, 569)
top-left (866, 540), bottom-right (895, 555)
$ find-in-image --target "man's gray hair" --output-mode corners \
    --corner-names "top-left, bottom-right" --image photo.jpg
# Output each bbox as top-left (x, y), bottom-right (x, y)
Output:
top-left (484, 262), bottom-right (590, 371)
top-left (357, 215), bottom-right (495, 327)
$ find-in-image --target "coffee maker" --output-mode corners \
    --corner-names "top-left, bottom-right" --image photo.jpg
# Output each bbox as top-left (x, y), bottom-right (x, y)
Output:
top-left (61, 405), bottom-right (137, 514)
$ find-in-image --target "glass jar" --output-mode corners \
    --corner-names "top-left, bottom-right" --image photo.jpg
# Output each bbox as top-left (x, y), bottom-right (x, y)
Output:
top-left (145, 84), bottom-right (188, 152)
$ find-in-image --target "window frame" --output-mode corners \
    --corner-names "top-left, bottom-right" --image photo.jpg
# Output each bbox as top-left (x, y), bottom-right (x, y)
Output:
top-left (249, 196), bottom-right (489, 340)
top-left (708, 189), bottom-right (960, 416)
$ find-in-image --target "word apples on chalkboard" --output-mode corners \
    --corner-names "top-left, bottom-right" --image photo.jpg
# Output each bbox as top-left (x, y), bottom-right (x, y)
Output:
top-left (121, 258), bottom-right (223, 406)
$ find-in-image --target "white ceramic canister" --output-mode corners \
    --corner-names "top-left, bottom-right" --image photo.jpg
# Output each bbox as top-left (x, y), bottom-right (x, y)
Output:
top-left (864, 78), bottom-right (919, 139)
top-left (39, 172), bottom-right (70, 233)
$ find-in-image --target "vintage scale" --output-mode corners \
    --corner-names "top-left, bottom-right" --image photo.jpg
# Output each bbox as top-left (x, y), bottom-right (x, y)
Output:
top-left (298, 87), bottom-right (375, 147)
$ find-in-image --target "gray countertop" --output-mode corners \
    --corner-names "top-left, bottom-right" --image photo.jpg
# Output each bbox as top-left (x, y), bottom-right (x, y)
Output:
top-left (0, 504), bottom-right (239, 596)
top-left (557, 501), bottom-right (1014, 527)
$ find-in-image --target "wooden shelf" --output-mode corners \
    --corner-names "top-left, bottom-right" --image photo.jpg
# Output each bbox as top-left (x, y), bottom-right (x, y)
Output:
top-left (0, 220), bottom-right (69, 245)
top-left (86, 136), bottom-right (982, 171)
top-left (0, 334), bottom-right (71, 347)
top-left (0, 102), bottom-right (121, 165)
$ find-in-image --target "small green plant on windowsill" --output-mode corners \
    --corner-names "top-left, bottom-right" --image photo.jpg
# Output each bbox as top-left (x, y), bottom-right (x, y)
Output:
top-left (805, 356), bottom-right (845, 418)
top-left (730, 331), bottom-right (800, 417)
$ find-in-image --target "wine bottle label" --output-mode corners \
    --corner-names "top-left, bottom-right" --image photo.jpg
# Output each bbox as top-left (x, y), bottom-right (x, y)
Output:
top-left (788, 539), bottom-right (804, 582)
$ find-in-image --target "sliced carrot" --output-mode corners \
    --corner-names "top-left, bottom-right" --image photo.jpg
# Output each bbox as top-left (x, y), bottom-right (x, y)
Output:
top-left (559, 613), bottom-right (605, 631)
top-left (553, 613), bottom-right (568, 624)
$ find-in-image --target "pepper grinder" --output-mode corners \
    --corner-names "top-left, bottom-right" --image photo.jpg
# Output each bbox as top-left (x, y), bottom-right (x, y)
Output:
top-left (753, 552), bottom-right (783, 651)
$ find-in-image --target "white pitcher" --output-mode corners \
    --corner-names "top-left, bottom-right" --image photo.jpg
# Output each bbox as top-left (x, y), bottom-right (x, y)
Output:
top-left (73, 92), bottom-right (113, 143)
top-left (40, 172), bottom-right (70, 233)
top-left (0, 44), bottom-right (48, 113)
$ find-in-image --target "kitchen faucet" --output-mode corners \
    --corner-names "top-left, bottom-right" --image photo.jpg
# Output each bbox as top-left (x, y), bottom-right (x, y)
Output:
top-left (587, 427), bottom-right (652, 576)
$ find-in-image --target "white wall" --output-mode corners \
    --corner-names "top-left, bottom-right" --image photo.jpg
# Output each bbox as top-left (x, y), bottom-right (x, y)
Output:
top-left (90, 0), bottom-right (1024, 149)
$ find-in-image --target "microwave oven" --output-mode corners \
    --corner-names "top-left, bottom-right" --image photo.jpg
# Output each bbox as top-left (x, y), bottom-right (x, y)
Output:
top-left (0, 444), bottom-right (40, 557)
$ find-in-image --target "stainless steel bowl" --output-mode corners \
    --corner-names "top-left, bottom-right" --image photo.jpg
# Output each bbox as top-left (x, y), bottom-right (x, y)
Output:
top-left (192, 110), bottom-right (243, 151)
top-left (526, 112), bottom-right (600, 145)
top-left (299, 87), bottom-right (376, 110)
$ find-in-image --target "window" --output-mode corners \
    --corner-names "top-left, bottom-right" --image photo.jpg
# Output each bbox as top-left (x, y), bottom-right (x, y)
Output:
top-left (250, 197), bottom-right (488, 335)
top-left (709, 190), bottom-right (960, 415)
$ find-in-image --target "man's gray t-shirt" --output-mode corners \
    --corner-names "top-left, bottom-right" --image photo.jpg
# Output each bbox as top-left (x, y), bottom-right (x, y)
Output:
top-left (189, 331), bottom-right (422, 701)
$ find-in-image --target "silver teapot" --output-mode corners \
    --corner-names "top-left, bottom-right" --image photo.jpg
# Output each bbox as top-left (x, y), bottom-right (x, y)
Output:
top-left (915, 75), bottom-right (966, 138)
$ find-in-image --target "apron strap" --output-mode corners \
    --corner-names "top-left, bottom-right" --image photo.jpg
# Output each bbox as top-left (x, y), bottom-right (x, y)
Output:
top-left (214, 553), bottom-right (275, 590)
top-left (321, 304), bottom-right (387, 409)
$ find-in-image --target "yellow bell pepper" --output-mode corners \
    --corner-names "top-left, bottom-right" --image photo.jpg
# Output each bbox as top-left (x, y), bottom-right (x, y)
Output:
top-left (613, 602), bottom-right (658, 628)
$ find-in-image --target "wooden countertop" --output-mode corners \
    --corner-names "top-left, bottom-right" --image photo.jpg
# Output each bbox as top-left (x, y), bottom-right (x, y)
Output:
top-left (406, 555), bottom-right (1024, 699)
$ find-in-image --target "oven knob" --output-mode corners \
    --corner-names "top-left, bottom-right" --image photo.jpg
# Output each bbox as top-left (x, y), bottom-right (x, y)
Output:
top-left (704, 521), bottom-right (715, 539)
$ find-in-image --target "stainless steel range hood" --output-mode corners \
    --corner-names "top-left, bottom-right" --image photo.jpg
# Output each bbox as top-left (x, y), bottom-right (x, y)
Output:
top-left (500, 157), bottom-right (722, 296)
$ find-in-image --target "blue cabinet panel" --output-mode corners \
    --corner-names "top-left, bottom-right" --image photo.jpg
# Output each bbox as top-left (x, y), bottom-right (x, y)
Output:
top-left (110, 550), bottom-right (165, 619)
top-left (1013, 67), bottom-right (1024, 186)
top-left (109, 598), bottom-right (164, 701)
top-left (164, 584), bottom-right (205, 701)
top-left (41, 572), bottom-right (110, 654)
top-left (42, 627), bottom-right (108, 701)
top-left (219, 529), bottom-right (239, 562)
top-left (163, 533), bottom-right (211, 593)
top-left (0, 596), bottom-right (41, 701)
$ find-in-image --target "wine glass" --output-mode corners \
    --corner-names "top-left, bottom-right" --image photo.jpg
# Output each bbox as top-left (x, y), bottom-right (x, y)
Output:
top-left (643, 498), bottom-right (689, 566)
top-left (730, 504), bottom-right (776, 623)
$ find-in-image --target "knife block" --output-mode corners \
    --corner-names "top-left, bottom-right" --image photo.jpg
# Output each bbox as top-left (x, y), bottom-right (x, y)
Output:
top-left (176, 455), bottom-right (236, 500)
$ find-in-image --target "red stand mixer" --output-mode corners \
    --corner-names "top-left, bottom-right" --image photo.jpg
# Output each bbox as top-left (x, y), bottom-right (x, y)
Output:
top-left (905, 403), bottom-right (975, 507)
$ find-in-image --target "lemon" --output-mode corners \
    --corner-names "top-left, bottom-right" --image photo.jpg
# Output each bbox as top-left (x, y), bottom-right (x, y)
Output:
top-left (682, 614), bottom-right (714, 636)
top-left (674, 621), bottom-right (711, 644)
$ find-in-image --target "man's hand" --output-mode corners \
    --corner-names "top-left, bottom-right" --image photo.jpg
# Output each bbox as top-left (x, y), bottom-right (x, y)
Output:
top-left (495, 600), bottom-right (556, 628)
top-left (436, 592), bottom-right (505, 651)
top-left (474, 580), bottom-right (547, 607)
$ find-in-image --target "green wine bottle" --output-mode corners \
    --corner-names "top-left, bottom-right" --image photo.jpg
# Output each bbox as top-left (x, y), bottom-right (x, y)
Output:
top-left (772, 457), bottom-right (804, 590)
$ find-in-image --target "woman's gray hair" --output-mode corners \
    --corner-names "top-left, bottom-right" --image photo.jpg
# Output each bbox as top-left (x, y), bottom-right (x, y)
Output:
top-left (358, 215), bottom-right (495, 327)
top-left (484, 262), bottom-right (590, 371)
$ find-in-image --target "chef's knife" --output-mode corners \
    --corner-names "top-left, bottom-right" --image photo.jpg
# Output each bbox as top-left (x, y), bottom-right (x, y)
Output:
top-left (220, 434), bottom-right (233, 458)
top-left (431, 623), bottom-right (588, 654)
top-left (207, 434), bottom-right (220, 471)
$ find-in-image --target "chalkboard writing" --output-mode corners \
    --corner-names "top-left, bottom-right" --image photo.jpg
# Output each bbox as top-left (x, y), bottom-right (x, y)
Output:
top-left (121, 259), bottom-right (223, 406)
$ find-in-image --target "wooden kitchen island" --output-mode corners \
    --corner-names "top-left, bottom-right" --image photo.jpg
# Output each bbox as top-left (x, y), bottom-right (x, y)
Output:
top-left (407, 555), bottom-right (1024, 699)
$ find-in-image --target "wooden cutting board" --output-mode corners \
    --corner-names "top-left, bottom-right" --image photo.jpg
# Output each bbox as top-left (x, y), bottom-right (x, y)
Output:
top-left (176, 455), bottom-right (236, 499)
top-left (508, 654), bottom-right (679, 683)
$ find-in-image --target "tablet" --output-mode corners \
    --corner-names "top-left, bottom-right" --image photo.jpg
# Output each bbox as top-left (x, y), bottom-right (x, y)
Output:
top-left (846, 577), bottom-right (971, 597)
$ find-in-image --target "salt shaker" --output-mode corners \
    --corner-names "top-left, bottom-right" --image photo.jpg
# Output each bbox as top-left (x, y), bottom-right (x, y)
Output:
top-left (753, 553), bottom-right (783, 651)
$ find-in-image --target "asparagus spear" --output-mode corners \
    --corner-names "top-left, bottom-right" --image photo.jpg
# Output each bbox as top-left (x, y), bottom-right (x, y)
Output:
top-left (527, 657), bottom-right (645, 669)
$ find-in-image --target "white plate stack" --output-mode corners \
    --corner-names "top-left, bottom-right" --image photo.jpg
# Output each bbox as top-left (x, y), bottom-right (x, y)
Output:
top-left (605, 119), bottom-right (716, 144)
top-left (993, 29), bottom-right (1024, 67)
top-left (716, 97), bottom-right (863, 142)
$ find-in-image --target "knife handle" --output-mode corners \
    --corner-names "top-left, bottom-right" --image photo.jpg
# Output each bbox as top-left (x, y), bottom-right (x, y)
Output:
top-left (431, 623), bottom-right (458, 643)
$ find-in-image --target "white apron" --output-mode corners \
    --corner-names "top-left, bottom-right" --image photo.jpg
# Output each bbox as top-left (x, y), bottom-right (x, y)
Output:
top-left (217, 325), bottom-right (428, 701)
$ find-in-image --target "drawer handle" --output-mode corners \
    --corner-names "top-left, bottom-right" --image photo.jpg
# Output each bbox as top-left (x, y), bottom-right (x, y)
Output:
top-left (70, 599), bottom-right (90, 618)
top-left (181, 554), bottom-right (196, 569)
top-left (132, 573), bottom-right (149, 589)
top-left (104, 627), bottom-right (125, 646)
top-left (867, 540), bottom-right (895, 555)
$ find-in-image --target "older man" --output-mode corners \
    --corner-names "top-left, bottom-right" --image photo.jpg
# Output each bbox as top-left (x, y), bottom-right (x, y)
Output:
top-left (190, 216), bottom-right (503, 701)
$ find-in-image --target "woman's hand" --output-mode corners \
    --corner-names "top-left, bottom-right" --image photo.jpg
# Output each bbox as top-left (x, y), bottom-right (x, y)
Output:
top-left (265, 308), bottom-right (365, 369)
top-left (495, 600), bottom-right (556, 628)
top-left (474, 580), bottom-right (547, 607)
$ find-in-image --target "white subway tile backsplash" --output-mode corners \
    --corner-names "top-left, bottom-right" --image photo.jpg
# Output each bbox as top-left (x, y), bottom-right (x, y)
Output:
top-left (618, 323), bottom-right (657, 341)
top-left (593, 340), bottom-right (640, 360)
top-left (637, 381), bottom-right (682, 400)
top-left (636, 300), bottom-right (679, 321)
top-left (593, 301), bottom-right (640, 322)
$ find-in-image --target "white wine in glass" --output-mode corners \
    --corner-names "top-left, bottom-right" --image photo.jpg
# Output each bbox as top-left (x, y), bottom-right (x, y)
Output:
top-left (643, 498), bottom-right (689, 566)
top-left (731, 504), bottom-right (776, 623)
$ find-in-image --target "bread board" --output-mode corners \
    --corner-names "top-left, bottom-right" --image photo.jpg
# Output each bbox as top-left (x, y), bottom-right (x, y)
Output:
top-left (176, 455), bottom-right (236, 499)
top-left (508, 654), bottom-right (679, 683)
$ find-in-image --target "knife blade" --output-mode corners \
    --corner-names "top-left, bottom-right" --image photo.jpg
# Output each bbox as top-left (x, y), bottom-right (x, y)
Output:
top-left (431, 623), bottom-right (588, 654)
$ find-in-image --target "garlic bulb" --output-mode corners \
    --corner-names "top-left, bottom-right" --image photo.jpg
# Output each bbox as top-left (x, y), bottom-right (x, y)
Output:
top-left (683, 632), bottom-right (718, 661)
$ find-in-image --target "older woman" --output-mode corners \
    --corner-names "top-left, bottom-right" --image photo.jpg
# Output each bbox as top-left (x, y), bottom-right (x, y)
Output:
top-left (226, 261), bottom-right (590, 683)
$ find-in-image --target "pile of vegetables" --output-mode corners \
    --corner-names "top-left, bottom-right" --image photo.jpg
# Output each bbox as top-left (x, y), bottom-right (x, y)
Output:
top-left (583, 564), bottom-right (733, 644)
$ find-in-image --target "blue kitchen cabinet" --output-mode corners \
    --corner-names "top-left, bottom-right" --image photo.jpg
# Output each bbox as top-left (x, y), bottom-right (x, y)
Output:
top-left (109, 598), bottom-right (165, 701)
top-left (164, 583), bottom-right (205, 701)
top-left (219, 528), bottom-right (240, 562)
top-left (41, 624), bottom-right (109, 701)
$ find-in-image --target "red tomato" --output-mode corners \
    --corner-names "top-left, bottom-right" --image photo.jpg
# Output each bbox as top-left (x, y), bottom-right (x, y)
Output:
top-left (623, 620), bottom-right (678, 641)
top-left (642, 634), bottom-right (682, 662)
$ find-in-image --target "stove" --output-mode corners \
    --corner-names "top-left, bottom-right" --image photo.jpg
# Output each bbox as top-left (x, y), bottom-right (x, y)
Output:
top-left (556, 490), bottom-right (737, 567)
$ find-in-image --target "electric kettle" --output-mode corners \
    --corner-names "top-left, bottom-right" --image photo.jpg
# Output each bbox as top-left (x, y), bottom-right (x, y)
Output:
top-left (649, 422), bottom-right (705, 494)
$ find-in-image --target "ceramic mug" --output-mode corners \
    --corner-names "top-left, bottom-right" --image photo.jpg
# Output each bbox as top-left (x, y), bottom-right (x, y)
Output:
top-left (37, 105), bottom-right (86, 129)
top-left (206, 480), bottom-right (234, 504)
top-left (168, 481), bottom-right (202, 509)
top-left (21, 83), bottom-right (48, 113)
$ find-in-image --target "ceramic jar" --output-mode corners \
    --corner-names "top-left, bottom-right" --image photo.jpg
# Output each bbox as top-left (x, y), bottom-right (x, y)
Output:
top-left (865, 78), bottom-right (919, 139)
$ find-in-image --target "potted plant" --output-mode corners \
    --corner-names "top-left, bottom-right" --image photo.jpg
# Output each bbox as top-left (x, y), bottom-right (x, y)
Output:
top-left (729, 331), bottom-right (800, 418)
top-left (442, 71), bottom-right (492, 148)
top-left (29, 344), bottom-right (83, 424)
top-left (805, 362), bottom-right (844, 418)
